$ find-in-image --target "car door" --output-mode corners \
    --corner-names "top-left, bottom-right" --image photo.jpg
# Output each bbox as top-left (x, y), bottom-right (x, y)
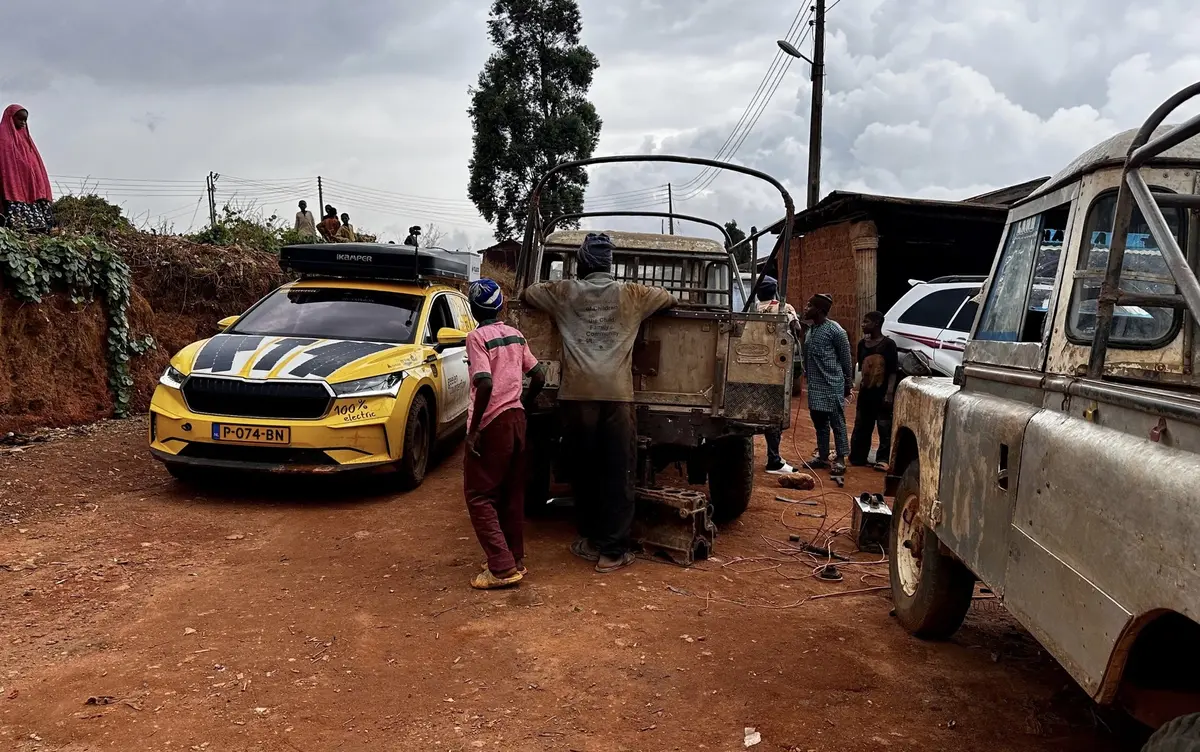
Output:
top-left (423, 293), bottom-right (470, 432)
top-left (890, 287), bottom-right (975, 376)
top-left (931, 292), bottom-right (979, 376)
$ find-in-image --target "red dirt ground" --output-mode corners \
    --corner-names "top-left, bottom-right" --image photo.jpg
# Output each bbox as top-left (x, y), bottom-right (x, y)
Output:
top-left (0, 403), bottom-right (1134, 751)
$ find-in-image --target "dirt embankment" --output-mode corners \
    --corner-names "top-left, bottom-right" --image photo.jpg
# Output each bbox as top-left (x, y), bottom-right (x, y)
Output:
top-left (0, 232), bottom-right (286, 434)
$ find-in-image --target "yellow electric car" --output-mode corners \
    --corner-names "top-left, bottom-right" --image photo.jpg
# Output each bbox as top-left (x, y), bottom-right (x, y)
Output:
top-left (149, 243), bottom-right (477, 488)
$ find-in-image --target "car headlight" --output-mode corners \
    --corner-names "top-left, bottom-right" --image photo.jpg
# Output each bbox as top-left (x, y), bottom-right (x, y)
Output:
top-left (331, 372), bottom-right (404, 398)
top-left (159, 365), bottom-right (186, 389)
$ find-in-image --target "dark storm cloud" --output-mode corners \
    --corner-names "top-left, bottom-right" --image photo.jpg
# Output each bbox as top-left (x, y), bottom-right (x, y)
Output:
top-left (2, 0), bottom-right (482, 90)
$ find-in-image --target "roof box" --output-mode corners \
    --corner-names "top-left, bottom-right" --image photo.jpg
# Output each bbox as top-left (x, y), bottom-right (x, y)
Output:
top-left (280, 243), bottom-right (469, 283)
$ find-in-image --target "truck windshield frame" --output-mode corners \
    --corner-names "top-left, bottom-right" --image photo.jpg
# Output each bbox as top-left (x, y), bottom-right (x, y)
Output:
top-left (230, 287), bottom-right (424, 344)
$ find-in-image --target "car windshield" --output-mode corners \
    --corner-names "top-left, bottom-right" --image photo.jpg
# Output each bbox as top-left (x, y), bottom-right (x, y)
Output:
top-left (231, 287), bottom-right (423, 343)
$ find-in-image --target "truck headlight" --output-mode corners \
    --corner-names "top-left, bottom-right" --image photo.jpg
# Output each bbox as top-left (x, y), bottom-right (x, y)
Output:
top-left (331, 372), bottom-right (404, 398)
top-left (159, 365), bottom-right (186, 389)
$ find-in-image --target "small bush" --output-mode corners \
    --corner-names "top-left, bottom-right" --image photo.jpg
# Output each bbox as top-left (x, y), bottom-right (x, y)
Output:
top-left (53, 194), bottom-right (132, 235)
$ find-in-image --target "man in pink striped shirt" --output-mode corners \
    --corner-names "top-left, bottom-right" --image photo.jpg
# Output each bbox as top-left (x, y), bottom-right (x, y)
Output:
top-left (462, 279), bottom-right (545, 590)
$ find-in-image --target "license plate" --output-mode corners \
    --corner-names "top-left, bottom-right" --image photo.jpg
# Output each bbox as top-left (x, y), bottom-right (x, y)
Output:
top-left (211, 424), bottom-right (290, 445)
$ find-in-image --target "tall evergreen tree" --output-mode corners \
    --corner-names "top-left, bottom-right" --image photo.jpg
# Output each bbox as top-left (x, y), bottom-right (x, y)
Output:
top-left (467, 0), bottom-right (602, 241)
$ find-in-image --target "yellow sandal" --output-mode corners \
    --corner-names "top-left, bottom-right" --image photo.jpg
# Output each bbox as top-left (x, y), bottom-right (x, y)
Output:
top-left (470, 569), bottom-right (523, 590)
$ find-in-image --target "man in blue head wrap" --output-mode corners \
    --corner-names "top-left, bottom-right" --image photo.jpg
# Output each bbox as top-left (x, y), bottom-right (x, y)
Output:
top-left (522, 231), bottom-right (677, 573)
top-left (753, 276), bottom-right (802, 474)
top-left (461, 278), bottom-right (546, 590)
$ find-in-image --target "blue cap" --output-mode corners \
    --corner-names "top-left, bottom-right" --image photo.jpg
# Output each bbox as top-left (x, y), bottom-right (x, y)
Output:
top-left (468, 278), bottom-right (504, 312)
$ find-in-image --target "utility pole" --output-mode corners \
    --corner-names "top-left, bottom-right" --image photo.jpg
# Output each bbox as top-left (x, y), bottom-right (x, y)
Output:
top-left (778, 0), bottom-right (825, 209)
top-left (667, 183), bottom-right (675, 235)
top-left (317, 176), bottom-right (324, 214)
top-left (206, 172), bottom-right (219, 228)
top-left (807, 0), bottom-right (826, 209)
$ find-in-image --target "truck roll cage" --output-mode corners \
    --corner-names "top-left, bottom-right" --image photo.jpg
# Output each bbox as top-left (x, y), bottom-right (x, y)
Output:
top-left (517, 155), bottom-right (796, 314)
top-left (1088, 81), bottom-right (1200, 378)
top-left (542, 210), bottom-right (746, 308)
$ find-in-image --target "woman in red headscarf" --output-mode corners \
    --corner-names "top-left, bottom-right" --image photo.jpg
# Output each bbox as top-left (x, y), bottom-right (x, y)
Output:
top-left (0, 105), bottom-right (54, 231)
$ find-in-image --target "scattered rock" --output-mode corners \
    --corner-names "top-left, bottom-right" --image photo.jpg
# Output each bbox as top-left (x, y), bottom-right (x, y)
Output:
top-left (85, 696), bottom-right (116, 706)
top-left (352, 530), bottom-right (371, 540)
top-left (744, 727), bottom-right (761, 747)
top-left (225, 534), bottom-right (245, 541)
top-left (184, 627), bottom-right (197, 636)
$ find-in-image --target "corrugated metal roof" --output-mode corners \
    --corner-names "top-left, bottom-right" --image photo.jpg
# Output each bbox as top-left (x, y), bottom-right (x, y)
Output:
top-left (545, 229), bottom-right (727, 255)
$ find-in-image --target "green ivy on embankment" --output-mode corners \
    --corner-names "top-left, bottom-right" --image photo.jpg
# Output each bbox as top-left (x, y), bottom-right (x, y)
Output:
top-left (0, 229), bottom-right (155, 417)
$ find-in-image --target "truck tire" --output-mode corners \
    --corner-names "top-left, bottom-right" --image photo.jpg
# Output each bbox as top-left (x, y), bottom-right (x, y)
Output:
top-left (707, 436), bottom-right (755, 524)
top-left (889, 461), bottom-right (974, 639)
top-left (524, 418), bottom-right (553, 517)
top-left (1144, 714), bottom-right (1200, 752)
top-left (394, 393), bottom-right (431, 491)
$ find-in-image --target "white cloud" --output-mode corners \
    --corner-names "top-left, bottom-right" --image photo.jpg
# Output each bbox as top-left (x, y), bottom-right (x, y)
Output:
top-left (1, 0), bottom-right (1197, 248)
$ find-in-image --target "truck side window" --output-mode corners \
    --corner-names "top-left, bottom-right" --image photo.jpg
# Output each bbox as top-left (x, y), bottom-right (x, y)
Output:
top-left (978, 206), bottom-right (1069, 342)
top-left (1066, 190), bottom-right (1185, 346)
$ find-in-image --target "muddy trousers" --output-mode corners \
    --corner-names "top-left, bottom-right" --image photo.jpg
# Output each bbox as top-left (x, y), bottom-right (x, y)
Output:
top-left (811, 407), bottom-right (849, 461)
top-left (849, 392), bottom-right (892, 466)
top-left (463, 408), bottom-right (527, 574)
top-left (561, 400), bottom-right (637, 559)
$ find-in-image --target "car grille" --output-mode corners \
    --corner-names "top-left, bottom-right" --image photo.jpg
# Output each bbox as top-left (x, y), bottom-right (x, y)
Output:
top-left (182, 377), bottom-right (332, 420)
top-left (178, 443), bottom-right (337, 466)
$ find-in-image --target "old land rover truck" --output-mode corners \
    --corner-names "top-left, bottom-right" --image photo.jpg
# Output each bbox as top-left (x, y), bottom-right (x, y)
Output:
top-left (886, 84), bottom-right (1200, 745)
top-left (505, 156), bottom-right (797, 563)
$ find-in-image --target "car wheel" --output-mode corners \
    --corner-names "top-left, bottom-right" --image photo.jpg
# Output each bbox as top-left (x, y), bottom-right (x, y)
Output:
top-left (889, 461), bottom-right (974, 639)
top-left (707, 435), bottom-right (755, 524)
top-left (395, 393), bottom-right (431, 491)
top-left (165, 463), bottom-right (202, 484)
top-left (1143, 713), bottom-right (1200, 752)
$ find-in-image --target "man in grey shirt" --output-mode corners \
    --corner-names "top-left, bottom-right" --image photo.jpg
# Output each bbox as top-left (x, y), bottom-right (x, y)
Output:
top-left (523, 233), bottom-right (676, 573)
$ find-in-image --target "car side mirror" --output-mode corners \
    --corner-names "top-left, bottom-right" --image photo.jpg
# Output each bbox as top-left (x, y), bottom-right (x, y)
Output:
top-left (436, 327), bottom-right (467, 348)
top-left (217, 315), bottom-right (239, 331)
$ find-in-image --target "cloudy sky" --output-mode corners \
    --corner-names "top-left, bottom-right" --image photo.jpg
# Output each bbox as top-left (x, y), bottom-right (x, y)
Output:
top-left (3, 0), bottom-right (1198, 250)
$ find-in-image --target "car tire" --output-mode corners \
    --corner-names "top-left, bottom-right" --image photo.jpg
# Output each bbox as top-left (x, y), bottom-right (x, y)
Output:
top-left (1144, 713), bottom-right (1200, 752)
top-left (395, 393), bottom-right (432, 491)
top-left (164, 462), bottom-right (208, 485)
top-left (889, 461), bottom-right (974, 639)
top-left (707, 435), bottom-right (755, 524)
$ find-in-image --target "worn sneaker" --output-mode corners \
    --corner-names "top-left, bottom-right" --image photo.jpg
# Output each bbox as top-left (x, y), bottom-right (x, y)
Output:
top-left (766, 462), bottom-right (796, 475)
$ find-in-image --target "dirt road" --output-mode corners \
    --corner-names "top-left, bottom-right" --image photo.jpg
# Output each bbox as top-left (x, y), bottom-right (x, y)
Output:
top-left (0, 410), bottom-right (1127, 751)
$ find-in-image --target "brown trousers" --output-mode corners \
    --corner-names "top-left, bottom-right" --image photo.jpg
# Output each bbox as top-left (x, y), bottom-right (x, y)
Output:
top-left (463, 408), bottom-right (527, 573)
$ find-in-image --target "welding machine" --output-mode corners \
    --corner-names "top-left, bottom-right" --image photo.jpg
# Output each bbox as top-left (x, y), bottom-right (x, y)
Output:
top-left (851, 493), bottom-right (892, 552)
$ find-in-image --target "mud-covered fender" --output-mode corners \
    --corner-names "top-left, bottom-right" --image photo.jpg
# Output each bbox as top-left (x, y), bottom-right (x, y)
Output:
top-left (887, 377), bottom-right (960, 523)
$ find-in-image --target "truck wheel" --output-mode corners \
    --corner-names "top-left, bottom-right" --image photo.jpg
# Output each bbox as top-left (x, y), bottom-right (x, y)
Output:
top-left (1144, 713), bottom-right (1200, 752)
top-left (707, 436), bottom-right (755, 524)
top-left (394, 394), bottom-right (431, 491)
top-left (889, 461), bottom-right (974, 639)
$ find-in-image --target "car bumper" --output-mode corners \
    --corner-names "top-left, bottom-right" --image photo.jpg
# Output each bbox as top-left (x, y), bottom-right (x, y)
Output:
top-left (148, 383), bottom-right (405, 473)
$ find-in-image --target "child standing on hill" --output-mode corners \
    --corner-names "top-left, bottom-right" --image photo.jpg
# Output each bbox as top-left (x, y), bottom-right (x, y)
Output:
top-left (463, 279), bottom-right (545, 590)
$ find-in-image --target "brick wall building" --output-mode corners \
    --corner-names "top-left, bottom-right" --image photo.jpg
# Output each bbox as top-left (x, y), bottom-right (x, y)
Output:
top-left (761, 181), bottom-right (1045, 328)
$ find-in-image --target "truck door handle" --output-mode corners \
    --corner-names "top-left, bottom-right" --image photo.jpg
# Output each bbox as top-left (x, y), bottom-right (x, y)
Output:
top-left (997, 444), bottom-right (1010, 491)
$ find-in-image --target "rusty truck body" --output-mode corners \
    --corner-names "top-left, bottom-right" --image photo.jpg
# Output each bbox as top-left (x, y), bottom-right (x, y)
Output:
top-left (885, 84), bottom-right (1200, 742)
top-left (505, 156), bottom-right (796, 552)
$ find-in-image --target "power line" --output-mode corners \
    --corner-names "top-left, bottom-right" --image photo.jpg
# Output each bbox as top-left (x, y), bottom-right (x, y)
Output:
top-left (584, 4), bottom-right (812, 211)
top-left (679, 23), bottom-right (814, 202)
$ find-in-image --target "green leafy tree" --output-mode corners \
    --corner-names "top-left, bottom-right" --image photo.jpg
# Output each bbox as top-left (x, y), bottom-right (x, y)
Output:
top-left (467, 0), bottom-right (603, 241)
top-left (725, 220), bottom-right (749, 266)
